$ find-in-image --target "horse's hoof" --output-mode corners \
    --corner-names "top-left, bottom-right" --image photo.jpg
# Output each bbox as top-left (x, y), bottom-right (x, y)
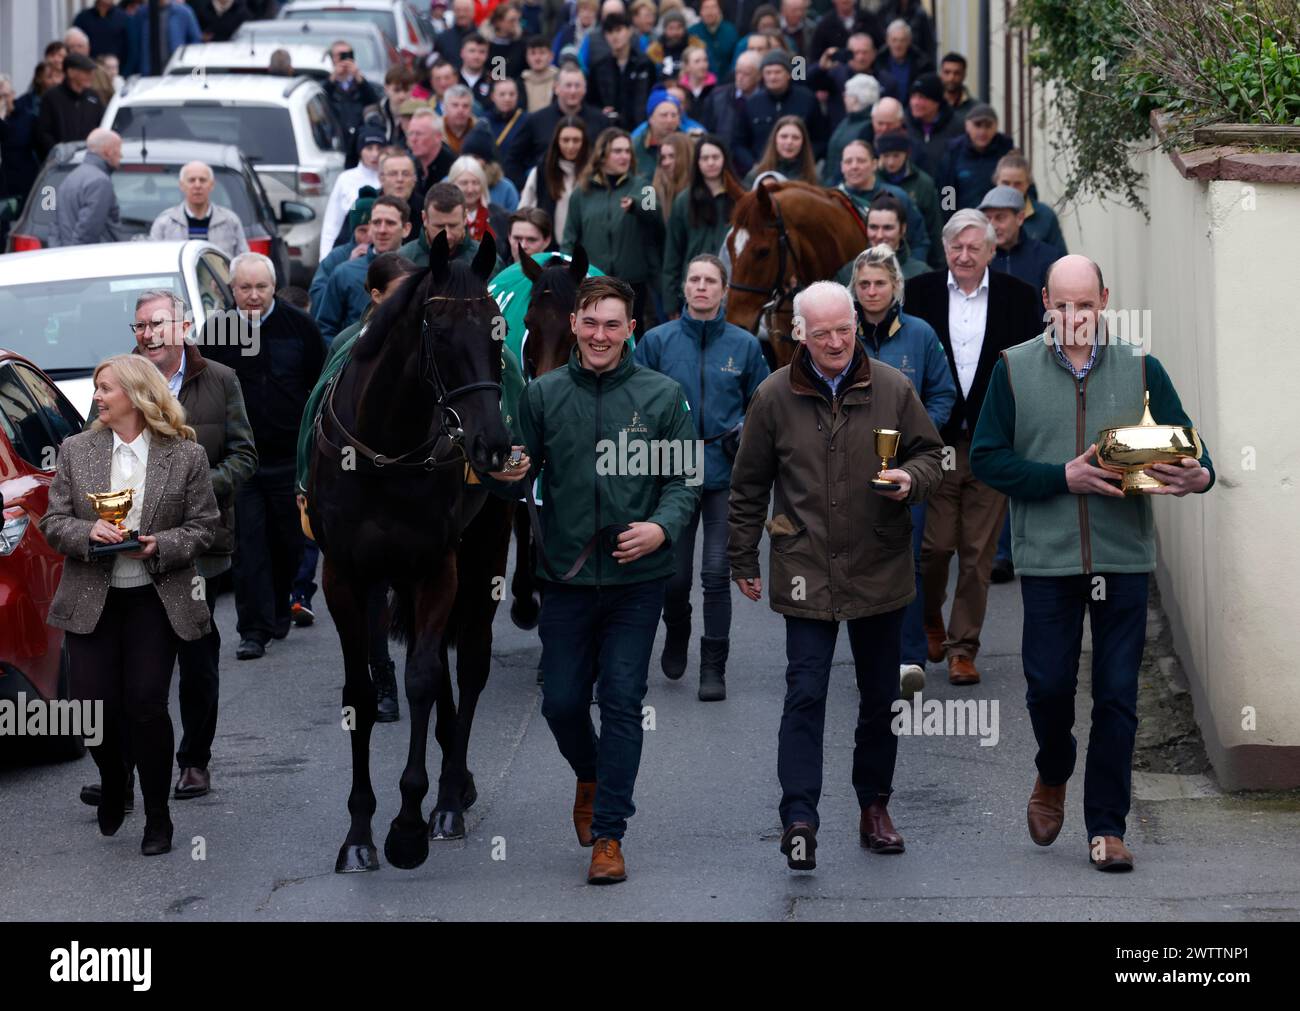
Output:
top-left (429, 809), bottom-right (465, 840)
top-left (335, 842), bottom-right (380, 874)
top-left (510, 595), bottom-right (540, 630)
top-left (461, 774), bottom-right (477, 811)
top-left (384, 818), bottom-right (430, 869)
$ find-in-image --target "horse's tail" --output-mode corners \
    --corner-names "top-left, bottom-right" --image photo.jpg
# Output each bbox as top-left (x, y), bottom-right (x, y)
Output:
top-left (385, 583), bottom-right (465, 653)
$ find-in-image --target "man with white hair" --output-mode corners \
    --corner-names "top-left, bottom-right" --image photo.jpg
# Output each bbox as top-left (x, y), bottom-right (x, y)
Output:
top-left (874, 18), bottom-right (933, 100)
top-left (202, 252), bottom-right (325, 661)
top-left (149, 160), bottom-right (250, 257)
top-left (64, 27), bottom-right (92, 57)
top-left (902, 209), bottom-right (1042, 686)
top-left (822, 73), bottom-right (880, 186)
top-left (729, 280), bottom-right (944, 871)
top-left (52, 127), bottom-right (123, 246)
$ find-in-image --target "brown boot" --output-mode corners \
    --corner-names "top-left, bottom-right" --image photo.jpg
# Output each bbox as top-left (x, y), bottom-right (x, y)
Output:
top-left (948, 654), bottom-right (980, 685)
top-left (859, 798), bottom-right (905, 854)
top-left (1090, 835), bottom-right (1134, 872)
top-left (925, 620), bottom-right (946, 663)
top-left (572, 780), bottom-right (596, 848)
top-left (1027, 775), bottom-right (1067, 846)
top-left (587, 838), bottom-right (627, 884)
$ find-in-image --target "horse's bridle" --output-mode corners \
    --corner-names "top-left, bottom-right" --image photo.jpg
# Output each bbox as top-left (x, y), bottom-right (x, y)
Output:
top-left (727, 192), bottom-right (806, 341)
top-left (319, 293), bottom-right (503, 473)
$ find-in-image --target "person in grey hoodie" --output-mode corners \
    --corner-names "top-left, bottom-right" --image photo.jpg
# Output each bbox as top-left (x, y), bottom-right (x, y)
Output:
top-left (148, 160), bottom-right (250, 258)
top-left (52, 127), bottom-right (124, 247)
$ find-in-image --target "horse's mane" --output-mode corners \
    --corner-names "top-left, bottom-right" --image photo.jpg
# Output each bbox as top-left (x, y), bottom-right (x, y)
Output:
top-left (731, 180), bottom-right (839, 232)
top-left (352, 260), bottom-right (489, 362)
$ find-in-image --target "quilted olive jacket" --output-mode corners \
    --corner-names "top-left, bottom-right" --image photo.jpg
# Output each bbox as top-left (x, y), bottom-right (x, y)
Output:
top-left (39, 426), bottom-right (219, 641)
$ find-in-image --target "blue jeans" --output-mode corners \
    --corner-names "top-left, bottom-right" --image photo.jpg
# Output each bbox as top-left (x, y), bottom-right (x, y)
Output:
top-left (538, 578), bottom-right (665, 841)
top-left (779, 609), bottom-right (904, 829)
top-left (899, 502), bottom-right (927, 666)
top-left (1020, 573), bottom-right (1147, 841)
top-left (662, 487), bottom-right (731, 639)
top-left (291, 538), bottom-right (319, 608)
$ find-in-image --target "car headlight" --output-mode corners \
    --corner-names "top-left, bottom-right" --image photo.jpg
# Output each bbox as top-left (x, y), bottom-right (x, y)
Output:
top-left (0, 511), bottom-right (30, 556)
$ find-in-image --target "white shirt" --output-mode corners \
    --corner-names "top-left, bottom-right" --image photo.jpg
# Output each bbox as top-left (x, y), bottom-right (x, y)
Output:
top-left (166, 350), bottom-right (186, 396)
top-left (109, 428), bottom-right (152, 588)
top-left (947, 268), bottom-right (990, 403)
top-left (319, 162), bottom-right (381, 259)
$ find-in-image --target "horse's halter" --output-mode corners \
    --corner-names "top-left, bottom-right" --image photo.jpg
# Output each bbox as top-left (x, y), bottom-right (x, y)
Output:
top-left (727, 192), bottom-right (805, 340)
top-left (319, 292), bottom-right (503, 473)
top-left (417, 292), bottom-right (503, 458)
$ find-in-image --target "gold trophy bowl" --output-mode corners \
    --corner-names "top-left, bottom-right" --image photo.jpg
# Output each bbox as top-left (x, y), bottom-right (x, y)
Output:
top-left (87, 489), bottom-right (142, 557)
top-left (1096, 392), bottom-right (1203, 494)
top-left (870, 428), bottom-right (902, 492)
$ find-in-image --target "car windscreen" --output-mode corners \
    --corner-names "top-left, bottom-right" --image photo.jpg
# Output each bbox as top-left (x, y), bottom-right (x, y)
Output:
top-left (0, 273), bottom-right (185, 373)
top-left (281, 8), bottom-right (394, 44)
top-left (23, 164), bottom-right (259, 236)
top-left (112, 104), bottom-right (298, 166)
top-left (234, 27), bottom-right (385, 72)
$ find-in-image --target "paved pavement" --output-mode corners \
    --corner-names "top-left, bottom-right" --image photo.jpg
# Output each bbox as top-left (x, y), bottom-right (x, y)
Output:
top-left (3, 541), bottom-right (1299, 922)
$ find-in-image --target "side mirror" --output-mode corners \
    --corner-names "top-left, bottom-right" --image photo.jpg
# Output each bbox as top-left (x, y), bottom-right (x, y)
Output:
top-left (278, 200), bottom-right (316, 224)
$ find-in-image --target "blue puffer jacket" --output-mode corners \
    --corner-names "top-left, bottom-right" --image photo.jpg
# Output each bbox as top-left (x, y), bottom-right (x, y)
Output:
top-left (634, 308), bottom-right (770, 491)
top-left (856, 303), bottom-right (956, 431)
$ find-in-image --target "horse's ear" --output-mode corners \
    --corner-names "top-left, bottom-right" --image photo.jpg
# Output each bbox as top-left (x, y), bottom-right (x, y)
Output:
top-left (520, 248), bottom-right (543, 282)
top-left (569, 242), bottom-right (589, 282)
top-left (756, 180), bottom-right (776, 215)
top-left (472, 232), bottom-right (497, 281)
top-left (428, 229), bottom-right (451, 285)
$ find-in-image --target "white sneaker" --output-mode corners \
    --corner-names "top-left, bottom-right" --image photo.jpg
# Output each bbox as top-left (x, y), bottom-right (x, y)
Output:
top-left (900, 664), bottom-right (925, 700)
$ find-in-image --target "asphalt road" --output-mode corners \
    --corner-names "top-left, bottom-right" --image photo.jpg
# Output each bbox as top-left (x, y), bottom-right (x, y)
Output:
top-left (3, 539), bottom-right (1299, 922)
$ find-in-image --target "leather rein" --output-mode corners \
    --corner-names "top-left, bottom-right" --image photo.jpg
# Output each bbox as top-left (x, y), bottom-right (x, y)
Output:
top-left (315, 293), bottom-right (502, 475)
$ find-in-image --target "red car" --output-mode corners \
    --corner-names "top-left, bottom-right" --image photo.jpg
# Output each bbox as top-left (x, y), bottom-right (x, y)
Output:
top-left (0, 351), bottom-right (86, 761)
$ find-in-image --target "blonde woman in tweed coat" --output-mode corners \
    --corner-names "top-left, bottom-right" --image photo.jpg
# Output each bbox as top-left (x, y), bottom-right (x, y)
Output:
top-left (40, 354), bottom-right (218, 857)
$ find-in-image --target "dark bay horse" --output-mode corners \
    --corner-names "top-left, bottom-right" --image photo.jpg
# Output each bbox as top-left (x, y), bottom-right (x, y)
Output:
top-left (725, 180), bottom-right (871, 368)
top-left (506, 246), bottom-right (590, 630)
top-left (307, 232), bottom-right (512, 872)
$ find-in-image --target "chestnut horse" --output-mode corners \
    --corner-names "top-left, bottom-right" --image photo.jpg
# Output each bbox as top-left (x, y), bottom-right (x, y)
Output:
top-left (307, 232), bottom-right (512, 872)
top-left (725, 180), bottom-right (871, 368)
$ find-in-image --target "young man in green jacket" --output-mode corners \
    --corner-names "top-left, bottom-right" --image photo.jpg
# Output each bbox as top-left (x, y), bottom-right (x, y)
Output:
top-left (488, 275), bottom-right (700, 886)
top-left (970, 255), bottom-right (1214, 873)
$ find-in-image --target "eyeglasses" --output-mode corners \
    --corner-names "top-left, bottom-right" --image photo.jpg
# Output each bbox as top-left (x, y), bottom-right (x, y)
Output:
top-left (129, 318), bottom-right (181, 335)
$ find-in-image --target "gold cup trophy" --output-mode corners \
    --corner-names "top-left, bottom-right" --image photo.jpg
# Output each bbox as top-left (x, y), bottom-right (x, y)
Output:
top-left (870, 428), bottom-right (902, 492)
top-left (87, 489), bottom-right (142, 557)
top-left (1096, 392), bottom-right (1203, 494)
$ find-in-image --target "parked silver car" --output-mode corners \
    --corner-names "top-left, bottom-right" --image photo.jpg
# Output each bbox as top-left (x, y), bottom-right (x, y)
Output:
top-left (103, 74), bottom-right (345, 285)
top-left (0, 240), bottom-right (235, 417)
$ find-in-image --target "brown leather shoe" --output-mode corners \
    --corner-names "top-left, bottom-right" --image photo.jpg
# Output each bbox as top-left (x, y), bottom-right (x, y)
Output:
top-left (572, 780), bottom-right (596, 848)
top-left (948, 654), bottom-right (980, 685)
top-left (925, 621), bottom-right (946, 663)
top-left (779, 822), bottom-right (817, 870)
top-left (174, 767), bottom-right (210, 800)
top-left (1090, 835), bottom-right (1134, 872)
top-left (587, 838), bottom-right (627, 884)
top-left (1027, 775), bottom-right (1067, 846)
top-left (860, 799), bottom-right (905, 854)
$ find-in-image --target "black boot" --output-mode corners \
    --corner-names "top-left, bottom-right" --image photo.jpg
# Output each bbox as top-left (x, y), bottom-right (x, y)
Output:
top-left (373, 659), bottom-right (400, 723)
top-left (660, 620), bottom-right (690, 680)
top-left (141, 806), bottom-right (173, 856)
top-left (698, 636), bottom-right (728, 701)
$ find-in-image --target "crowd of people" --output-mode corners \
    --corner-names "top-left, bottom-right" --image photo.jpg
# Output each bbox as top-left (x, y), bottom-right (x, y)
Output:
top-left (14, 1), bottom-right (1218, 887)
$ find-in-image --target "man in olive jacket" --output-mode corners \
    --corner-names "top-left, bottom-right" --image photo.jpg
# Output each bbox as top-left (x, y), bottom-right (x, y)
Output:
top-left (729, 281), bottom-right (943, 872)
top-left (486, 276), bottom-right (699, 887)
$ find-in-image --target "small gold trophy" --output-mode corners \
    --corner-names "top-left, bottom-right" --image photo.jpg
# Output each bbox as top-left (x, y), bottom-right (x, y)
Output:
top-left (87, 489), bottom-right (142, 557)
top-left (1096, 392), bottom-right (1203, 494)
top-left (870, 428), bottom-right (902, 492)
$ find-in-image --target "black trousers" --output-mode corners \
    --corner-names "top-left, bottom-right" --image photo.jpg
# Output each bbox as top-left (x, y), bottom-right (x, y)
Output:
top-left (232, 461), bottom-right (304, 644)
top-left (66, 585), bottom-right (180, 814)
top-left (176, 588), bottom-right (220, 770)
